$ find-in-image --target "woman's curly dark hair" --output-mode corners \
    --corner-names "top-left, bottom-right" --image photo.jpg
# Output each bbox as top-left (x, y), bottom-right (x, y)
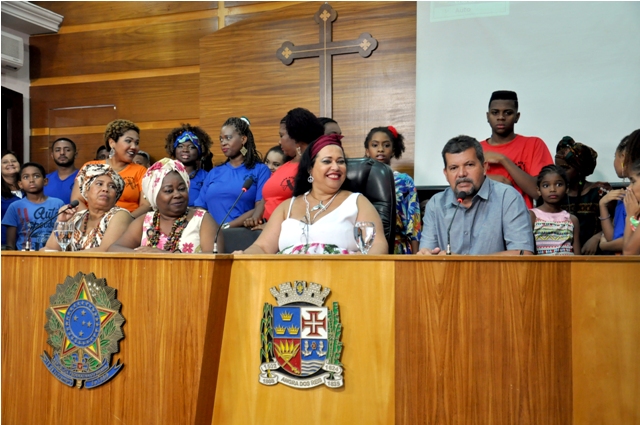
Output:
top-left (164, 123), bottom-right (213, 160)
top-left (219, 117), bottom-right (262, 169)
top-left (103, 119), bottom-right (140, 148)
top-left (280, 108), bottom-right (324, 146)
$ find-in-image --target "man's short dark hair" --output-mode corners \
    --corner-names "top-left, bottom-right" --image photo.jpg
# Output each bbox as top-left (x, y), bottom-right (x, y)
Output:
top-left (441, 135), bottom-right (484, 167)
top-left (489, 90), bottom-right (518, 110)
top-left (51, 137), bottom-right (77, 151)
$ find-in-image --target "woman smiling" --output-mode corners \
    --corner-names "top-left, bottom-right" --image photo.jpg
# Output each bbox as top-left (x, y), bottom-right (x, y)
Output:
top-left (109, 158), bottom-right (221, 253)
top-left (71, 119), bottom-right (150, 218)
top-left (241, 134), bottom-right (387, 255)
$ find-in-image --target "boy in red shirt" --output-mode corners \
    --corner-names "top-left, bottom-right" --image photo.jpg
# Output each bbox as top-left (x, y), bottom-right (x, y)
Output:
top-left (480, 90), bottom-right (553, 208)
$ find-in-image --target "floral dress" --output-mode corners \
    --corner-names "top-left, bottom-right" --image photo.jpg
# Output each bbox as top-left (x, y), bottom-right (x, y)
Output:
top-left (393, 171), bottom-right (422, 254)
top-left (140, 208), bottom-right (207, 253)
top-left (70, 207), bottom-right (129, 250)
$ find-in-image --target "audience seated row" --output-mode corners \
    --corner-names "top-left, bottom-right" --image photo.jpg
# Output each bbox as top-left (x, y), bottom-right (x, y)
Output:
top-left (2, 91), bottom-right (639, 255)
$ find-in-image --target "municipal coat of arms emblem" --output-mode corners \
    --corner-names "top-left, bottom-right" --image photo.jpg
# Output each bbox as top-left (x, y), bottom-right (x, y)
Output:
top-left (259, 281), bottom-right (343, 388)
top-left (41, 272), bottom-right (125, 389)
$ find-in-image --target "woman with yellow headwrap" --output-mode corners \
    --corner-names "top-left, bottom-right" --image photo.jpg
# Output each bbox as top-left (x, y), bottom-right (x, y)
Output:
top-left (43, 163), bottom-right (133, 251)
top-left (109, 158), bottom-right (222, 253)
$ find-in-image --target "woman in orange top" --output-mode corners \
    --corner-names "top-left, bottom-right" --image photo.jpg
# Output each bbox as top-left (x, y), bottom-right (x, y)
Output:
top-left (71, 119), bottom-right (150, 218)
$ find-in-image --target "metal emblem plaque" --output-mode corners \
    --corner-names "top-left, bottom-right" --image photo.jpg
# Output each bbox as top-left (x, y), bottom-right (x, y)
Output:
top-left (259, 281), bottom-right (344, 388)
top-left (41, 272), bottom-right (125, 388)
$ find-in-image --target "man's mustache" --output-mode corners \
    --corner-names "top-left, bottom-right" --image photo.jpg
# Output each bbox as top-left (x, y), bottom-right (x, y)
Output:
top-left (456, 178), bottom-right (473, 185)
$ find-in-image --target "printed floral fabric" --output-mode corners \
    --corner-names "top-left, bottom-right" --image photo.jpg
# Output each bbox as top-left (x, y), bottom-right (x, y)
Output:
top-left (393, 172), bottom-right (422, 254)
top-left (278, 243), bottom-right (350, 255)
top-left (140, 208), bottom-right (206, 253)
top-left (142, 158), bottom-right (190, 210)
top-left (70, 207), bottom-right (129, 250)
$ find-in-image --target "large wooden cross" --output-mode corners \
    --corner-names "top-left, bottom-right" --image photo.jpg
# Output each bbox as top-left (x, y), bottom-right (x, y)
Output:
top-left (276, 3), bottom-right (378, 118)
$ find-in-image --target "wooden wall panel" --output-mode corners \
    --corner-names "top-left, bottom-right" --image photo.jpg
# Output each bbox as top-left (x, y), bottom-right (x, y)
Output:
top-left (395, 259), bottom-right (573, 424)
top-left (33, 2), bottom-right (218, 26)
top-left (31, 75), bottom-right (199, 128)
top-left (201, 1), bottom-right (416, 175)
top-left (30, 19), bottom-right (217, 79)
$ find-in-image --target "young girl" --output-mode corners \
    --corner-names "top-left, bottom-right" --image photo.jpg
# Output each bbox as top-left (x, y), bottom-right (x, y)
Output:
top-left (530, 165), bottom-right (581, 255)
top-left (364, 126), bottom-right (421, 254)
top-left (264, 145), bottom-right (287, 174)
top-left (598, 135), bottom-right (628, 253)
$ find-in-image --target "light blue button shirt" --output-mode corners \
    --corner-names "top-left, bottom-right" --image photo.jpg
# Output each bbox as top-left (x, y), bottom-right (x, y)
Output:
top-left (419, 177), bottom-right (534, 254)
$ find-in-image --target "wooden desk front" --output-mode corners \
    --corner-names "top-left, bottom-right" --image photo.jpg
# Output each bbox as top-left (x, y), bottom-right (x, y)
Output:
top-left (1, 254), bottom-right (638, 424)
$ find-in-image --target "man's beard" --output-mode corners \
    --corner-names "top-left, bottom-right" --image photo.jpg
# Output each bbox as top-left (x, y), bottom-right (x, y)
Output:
top-left (54, 157), bottom-right (74, 167)
top-left (454, 177), bottom-right (477, 198)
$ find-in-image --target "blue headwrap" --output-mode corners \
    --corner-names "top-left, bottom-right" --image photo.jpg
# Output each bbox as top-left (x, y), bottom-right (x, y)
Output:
top-left (173, 131), bottom-right (202, 156)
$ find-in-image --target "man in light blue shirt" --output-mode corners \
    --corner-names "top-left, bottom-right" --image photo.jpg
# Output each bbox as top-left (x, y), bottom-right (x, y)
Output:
top-left (418, 135), bottom-right (534, 255)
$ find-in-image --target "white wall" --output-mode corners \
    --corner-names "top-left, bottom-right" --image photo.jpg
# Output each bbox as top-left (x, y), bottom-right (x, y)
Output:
top-left (1, 26), bottom-right (30, 160)
top-left (415, 1), bottom-right (640, 186)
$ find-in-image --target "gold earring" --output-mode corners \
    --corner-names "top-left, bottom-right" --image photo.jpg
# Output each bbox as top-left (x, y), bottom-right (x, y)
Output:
top-left (240, 145), bottom-right (248, 156)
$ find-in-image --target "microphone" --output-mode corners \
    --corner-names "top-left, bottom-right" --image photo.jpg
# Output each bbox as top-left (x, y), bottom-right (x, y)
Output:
top-left (445, 191), bottom-right (467, 255)
top-left (213, 176), bottom-right (254, 254)
top-left (23, 200), bottom-right (80, 251)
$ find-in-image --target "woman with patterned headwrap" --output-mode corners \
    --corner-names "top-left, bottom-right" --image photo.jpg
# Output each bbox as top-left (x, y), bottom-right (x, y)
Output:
top-left (43, 163), bottom-right (133, 251)
top-left (555, 137), bottom-right (612, 254)
top-left (109, 158), bottom-right (222, 253)
top-left (164, 124), bottom-right (213, 206)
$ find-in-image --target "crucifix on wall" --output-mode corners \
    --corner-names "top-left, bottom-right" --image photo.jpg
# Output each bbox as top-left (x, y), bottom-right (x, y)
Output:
top-left (276, 3), bottom-right (378, 118)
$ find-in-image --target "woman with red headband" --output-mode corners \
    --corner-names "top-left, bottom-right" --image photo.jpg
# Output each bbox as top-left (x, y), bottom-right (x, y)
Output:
top-left (364, 126), bottom-right (422, 254)
top-left (241, 134), bottom-right (388, 254)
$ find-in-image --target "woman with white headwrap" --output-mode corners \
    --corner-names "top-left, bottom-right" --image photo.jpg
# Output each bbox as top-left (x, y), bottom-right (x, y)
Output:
top-left (109, 158), bottom-right (222, 253)
top-left (43, 163), bottom-right (133, 251)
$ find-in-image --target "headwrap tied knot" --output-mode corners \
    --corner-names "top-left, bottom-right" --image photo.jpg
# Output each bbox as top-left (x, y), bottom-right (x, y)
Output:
top-left (76, 163), bottom-right (125, 202)
top-left (309, 134), bottom-right (344, 159)
top-left (174, 131), bottom-right (202, 156)
top-left (142, 158), bottom-right (190, 210)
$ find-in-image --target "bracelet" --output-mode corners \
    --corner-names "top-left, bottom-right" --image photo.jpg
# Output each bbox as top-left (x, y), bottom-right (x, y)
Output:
top-left (598, 215), bottom-right (611, 221)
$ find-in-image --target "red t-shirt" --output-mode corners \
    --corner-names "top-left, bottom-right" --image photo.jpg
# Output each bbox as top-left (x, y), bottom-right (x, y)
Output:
top-left (262, 161), bottom-right (298, 220)
top-left (480, 134), bottom-right (553, 209)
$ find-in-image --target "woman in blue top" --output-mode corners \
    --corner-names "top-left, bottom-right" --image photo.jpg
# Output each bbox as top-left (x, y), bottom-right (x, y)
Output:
top-left (195, 117), bottom-right (270, 228)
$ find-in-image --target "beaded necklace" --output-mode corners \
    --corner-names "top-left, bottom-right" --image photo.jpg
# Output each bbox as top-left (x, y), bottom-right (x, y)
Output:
top-left (146, 208), bottom-right (190, 252)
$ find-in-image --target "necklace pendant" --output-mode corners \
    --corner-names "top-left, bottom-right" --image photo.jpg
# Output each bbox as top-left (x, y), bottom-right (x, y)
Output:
top-left (310, 202), bottom-right (325, 212)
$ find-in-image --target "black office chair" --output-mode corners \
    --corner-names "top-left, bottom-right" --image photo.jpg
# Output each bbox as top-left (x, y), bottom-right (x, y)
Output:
top-left (342, 158), bottom-right (396, 253)
top-left (221, 227), bottom-right (262, 253)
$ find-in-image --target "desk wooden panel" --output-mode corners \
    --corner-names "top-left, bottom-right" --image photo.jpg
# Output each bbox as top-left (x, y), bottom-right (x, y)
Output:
top-left (2, 255), bottom-right (638, 424)
top-left (211, 257), bottom-right (396, 425)
top-left (396, 259), bottom-right (573, 425)
top-left (1, 252), bottom-right (232, 425)
top-left (571, 260), bottom-right (640, 424)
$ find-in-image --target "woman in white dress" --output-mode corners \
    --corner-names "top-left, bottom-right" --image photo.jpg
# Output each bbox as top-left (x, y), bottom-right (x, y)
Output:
top-left (241, 134), bottom-right (387, 255)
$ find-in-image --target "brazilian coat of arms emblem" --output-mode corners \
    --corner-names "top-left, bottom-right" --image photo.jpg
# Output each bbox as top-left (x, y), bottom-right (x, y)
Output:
top-left (41, 272), bottom-right (125, 389)
top-left (259, 281), bottom-right (343, 388)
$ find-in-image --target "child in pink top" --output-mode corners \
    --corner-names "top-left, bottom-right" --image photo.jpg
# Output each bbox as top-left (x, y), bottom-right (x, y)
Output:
top-left (530, 165), bottom-right (581, 255)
